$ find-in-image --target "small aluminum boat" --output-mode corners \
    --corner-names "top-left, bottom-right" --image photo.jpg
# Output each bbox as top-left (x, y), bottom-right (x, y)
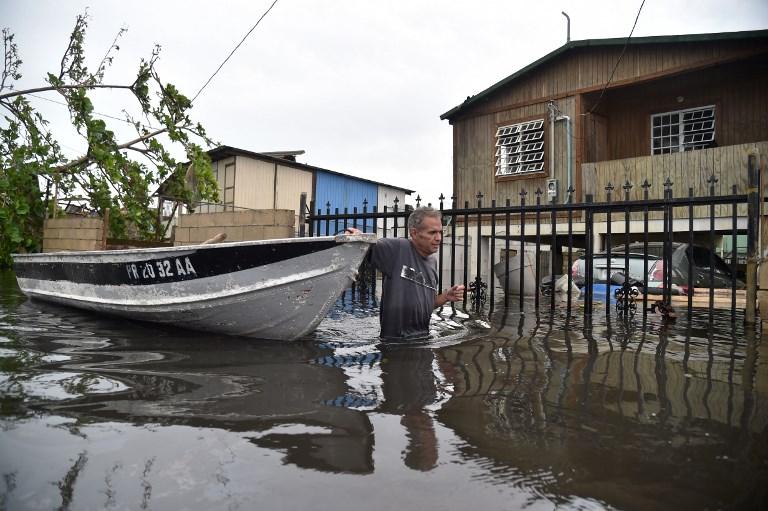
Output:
top-left (12, 233), bottom-right (375, 340)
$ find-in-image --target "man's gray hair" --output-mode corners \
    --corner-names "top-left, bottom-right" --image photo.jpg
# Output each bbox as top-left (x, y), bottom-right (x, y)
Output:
top-left (407, 206), bottom-right (442, 231)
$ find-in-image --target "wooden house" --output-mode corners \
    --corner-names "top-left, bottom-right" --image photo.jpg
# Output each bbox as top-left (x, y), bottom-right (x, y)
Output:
top-left (440, 29), bottom-right (768, 272)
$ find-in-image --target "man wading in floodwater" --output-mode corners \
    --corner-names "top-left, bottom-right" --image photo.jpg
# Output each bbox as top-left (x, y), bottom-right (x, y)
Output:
top-left (346, 207), bottom-right (465, 340)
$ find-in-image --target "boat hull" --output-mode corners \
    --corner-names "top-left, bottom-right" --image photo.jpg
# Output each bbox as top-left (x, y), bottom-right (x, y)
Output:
top-left (12, 234), bottom-right (374, 340)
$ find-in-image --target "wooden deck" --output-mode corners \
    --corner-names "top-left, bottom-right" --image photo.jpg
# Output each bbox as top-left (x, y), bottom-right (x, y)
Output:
top-left (582, 141), bottom-right (768, 223)
top-left (640, 289), bottom-right (747, 310)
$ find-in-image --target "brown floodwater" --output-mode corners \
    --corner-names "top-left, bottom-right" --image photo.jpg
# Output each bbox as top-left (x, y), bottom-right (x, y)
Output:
top-left (0, 269), bottom-right (766, 510)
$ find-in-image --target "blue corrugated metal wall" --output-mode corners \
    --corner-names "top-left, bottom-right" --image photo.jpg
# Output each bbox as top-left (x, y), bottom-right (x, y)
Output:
top-left (314, 171), bottom-right (378, 235)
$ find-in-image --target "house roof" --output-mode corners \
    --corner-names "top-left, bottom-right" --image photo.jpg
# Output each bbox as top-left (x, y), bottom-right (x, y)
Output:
top-left (440, 29), bottom-right (768, 121)
top-left (207, 145), bottom-right (415, 194)
top-left (259, 150), bottom-right (305, 161)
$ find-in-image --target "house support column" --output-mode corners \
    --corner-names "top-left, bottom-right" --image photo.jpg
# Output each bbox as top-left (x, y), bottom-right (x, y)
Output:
top-left (755, 149), bottom-right (768, 331)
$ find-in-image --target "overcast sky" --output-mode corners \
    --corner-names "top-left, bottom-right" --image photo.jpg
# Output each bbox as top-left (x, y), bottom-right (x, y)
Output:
top-left (2, 0), bottom-right (767, 206)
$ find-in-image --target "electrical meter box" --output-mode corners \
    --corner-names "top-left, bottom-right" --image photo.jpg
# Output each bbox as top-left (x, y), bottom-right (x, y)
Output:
top-left (546, 178), bottom-right (558, 202)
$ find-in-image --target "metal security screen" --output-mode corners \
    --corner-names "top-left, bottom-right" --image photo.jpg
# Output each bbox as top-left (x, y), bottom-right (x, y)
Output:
top-left (495, 119), bottom-right (545, 177)
top-left (651, 105), bottom-right (715, 155)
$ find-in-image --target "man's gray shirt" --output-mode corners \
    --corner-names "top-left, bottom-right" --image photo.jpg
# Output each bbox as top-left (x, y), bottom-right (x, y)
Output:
top-left (369, 238), bottom-right (438, 340)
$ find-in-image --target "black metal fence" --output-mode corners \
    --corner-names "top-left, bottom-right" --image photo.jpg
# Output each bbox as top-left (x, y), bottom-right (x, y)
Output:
top-left (305, 161), bottom-right (761, 324)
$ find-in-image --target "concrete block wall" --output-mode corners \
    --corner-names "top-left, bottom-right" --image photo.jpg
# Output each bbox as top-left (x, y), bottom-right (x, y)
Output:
top-left (174, 209), bottom-right (295, 246)
top-left (42, 217), bottom-right (105, 252)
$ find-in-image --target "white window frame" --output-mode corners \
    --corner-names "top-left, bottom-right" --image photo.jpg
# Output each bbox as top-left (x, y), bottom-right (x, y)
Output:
top-left (650, 105), bottom-right (716, 155)
top-left (495, 118), bottom-right (546, 177)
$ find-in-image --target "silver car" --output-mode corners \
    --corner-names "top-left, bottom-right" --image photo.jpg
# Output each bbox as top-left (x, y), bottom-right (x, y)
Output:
top-left (570, 251), bottom-right (658, 285)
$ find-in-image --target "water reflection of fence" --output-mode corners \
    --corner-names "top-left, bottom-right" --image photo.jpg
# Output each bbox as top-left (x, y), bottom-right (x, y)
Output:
top-left (434, 312), bottom-right (767, 436)
top-left (305, 165), bottom-right (760, 323)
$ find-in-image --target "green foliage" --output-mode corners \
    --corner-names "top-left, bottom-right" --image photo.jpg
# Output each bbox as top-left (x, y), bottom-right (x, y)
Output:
top-left (0, 13), bottom-right (219, 267)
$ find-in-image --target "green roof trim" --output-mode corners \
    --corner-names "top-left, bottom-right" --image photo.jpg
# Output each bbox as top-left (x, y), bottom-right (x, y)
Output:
top-left (440, 29), bottom-right (768, 121)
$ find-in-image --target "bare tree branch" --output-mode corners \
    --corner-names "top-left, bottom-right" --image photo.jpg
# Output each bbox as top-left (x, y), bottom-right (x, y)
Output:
top-left (52, 125), bottom-right (169, 174)
top-left (0, 83), bottom-right (133, 100)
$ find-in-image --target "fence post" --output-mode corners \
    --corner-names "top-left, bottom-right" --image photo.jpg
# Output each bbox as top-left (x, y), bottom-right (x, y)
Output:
top-left (299, 193), bottom-right (307, 237)
top-left (605, 183), bottom-right (614, 310)
top-left (746, 152), bottom-right (759, 325)
top-left (438, 194), bottom-right (445, 293)
top-left (584, 194), bottom-right (594, 317)
top-left (102, 208), bottom-right (110, 250)
top-left (475, 192), bottom-right (483, 313)
top-left (308, 199), bottom-right (315, 237)
top-left (535, 189), bottom-right (542, 310)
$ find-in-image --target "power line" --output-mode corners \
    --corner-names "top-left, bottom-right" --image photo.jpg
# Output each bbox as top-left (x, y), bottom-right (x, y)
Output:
top-left (5, 85), bottom-right (160, 130)
top-left (586, 0), bottom-right (647, 115)
top-left (191, 0), bottom-right (281, 103)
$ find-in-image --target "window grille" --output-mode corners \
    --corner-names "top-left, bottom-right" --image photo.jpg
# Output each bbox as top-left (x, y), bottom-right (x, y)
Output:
top-left (651, 105), bottom-right (715, 155)
top-left (495, 119), bottom-right (545, 177)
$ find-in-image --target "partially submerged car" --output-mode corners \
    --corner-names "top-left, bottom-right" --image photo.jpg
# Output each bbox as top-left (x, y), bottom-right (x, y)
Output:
top-left (567, 242), bottom-right (742, 297)
top-left (570, 251), bottom-right (659, 285)
top-left (612, 242), bottom-right (744, 292)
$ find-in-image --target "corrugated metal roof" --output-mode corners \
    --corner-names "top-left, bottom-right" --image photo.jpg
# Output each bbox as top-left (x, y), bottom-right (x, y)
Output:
top-left (440, 29), bottom-right (768, 121)
top-left (207, 145), bottom-right (415, 194)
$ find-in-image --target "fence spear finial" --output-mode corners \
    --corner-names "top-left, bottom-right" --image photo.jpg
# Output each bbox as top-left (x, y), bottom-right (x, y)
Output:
top-left (623, 180), bottom-right (633, 200)
top-left (605, 182), bottom-right (614, 202)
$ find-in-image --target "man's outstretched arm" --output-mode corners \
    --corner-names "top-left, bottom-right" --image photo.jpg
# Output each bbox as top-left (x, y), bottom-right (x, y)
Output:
top-left (435, 284), bottom-right (465, 308)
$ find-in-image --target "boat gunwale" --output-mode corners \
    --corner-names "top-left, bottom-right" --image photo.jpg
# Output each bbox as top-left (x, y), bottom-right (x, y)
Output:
top-left (11, 233), bottom-right (376, 261)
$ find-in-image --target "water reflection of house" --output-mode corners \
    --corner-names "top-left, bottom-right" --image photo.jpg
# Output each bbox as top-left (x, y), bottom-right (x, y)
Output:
top-left (440, 29), bottom-right (768, 275)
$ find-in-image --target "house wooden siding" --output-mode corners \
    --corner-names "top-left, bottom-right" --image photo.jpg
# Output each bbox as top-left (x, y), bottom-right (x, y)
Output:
top-left (582, 141), bottom-right (768, 222)
top-left (274, 164), bottom-right (313, 212)
top-left (451, 39), bottom-right (766, 121)
top-left (198, 155), bottom-right (314, 217)
top-left (377, 185), bottom-right (408, 211)
top-left (234, 157), bottom-right (277, 210)
top-left (591, 55), bottom-right (768, 162)
top-left (447, 35), bottom-right (768, 207)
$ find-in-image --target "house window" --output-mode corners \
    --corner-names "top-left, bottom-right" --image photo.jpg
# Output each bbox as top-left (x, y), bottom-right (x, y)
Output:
top-left (495, 119), bottom-right (545, 177)
top-left (651, 105), bottom-right (715, 155)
